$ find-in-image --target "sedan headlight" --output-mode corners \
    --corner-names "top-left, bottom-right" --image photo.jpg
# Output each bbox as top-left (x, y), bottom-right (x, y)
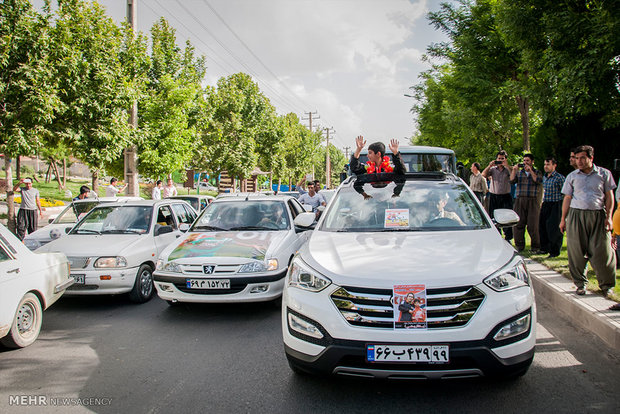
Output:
top-left (288, 257), bottom-right (331, 292)
top-left (238, 259), bottom-right (278, 273)
top-left (162, 261), bottom-right (182, 273)
top-left (94, 256), bottom-right (128, 268)
top-left (483, 257), bottom-right (530, 292)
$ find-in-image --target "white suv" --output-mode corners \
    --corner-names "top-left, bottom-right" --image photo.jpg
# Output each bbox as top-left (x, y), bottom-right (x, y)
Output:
top-left (283, 172), bottom-right (535, 379)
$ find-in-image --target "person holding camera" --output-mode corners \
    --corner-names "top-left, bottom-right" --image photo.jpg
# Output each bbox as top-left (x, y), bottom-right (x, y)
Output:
top-left (482, 150), bottom-right (513, 242)
top-left (510, 154), bottom-right (543, 252)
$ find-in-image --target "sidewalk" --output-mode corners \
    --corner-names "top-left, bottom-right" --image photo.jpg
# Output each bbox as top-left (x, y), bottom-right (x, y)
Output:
top-left (527, 258), bottom-right (620, 349)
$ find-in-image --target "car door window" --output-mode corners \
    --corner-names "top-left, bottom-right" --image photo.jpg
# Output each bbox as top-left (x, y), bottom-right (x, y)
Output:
top-left (0, 245), bottom-right (12, 262)
top-left (288, 199), bottom-right (304, 218)
top-left (171, 203), bottom-right (193, 226)
top-left (157, 206), bottom-right (177, 230)
top-left (183, 204), bottom-right (197, 222)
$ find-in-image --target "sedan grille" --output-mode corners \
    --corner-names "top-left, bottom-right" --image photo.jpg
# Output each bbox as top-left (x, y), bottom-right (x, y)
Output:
top-left (67, 256), bottom-right (91, 269)
top-left (331, 285), bottom-right (485, 329)
top-left (180, 264), bottom-right (240, 275)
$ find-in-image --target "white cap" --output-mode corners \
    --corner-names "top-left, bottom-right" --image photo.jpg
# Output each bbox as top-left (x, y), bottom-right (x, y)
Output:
top-left (23, 178), bottom-right (32, 184)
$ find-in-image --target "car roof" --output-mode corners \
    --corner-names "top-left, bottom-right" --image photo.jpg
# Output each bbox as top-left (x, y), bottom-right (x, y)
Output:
top-left (72, 196), bottom-right (143, 204)
top-left (211, 194), bottom-right (296, 203)
top-left (170, 195), bottom-right (214, 200)
top-left (94, 199), bottom-right (191, 208)
top-left (342, 171), bottom-right (460, 187)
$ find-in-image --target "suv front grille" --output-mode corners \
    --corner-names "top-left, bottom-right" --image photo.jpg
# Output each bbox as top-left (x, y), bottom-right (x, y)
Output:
top-left (331, 285), bottom-right (485, 329)
top-left (67, 256), bottom-right (90, 269)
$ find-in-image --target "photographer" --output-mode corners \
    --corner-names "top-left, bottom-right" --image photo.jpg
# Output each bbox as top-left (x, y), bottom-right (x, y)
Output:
top-left (510, 154), bottom-right (543, 253)
top-left (482, 150), bottom-right (513, 242)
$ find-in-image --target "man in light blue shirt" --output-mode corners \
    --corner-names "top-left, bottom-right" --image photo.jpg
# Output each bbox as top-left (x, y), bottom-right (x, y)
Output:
top-left (560, 145), bottom-right (616, 297)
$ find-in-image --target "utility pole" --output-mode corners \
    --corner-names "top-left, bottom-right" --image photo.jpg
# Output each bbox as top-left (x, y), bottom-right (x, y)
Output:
top-left (124, 0), bottom-right (139, 196)
top-left (343, 146), bottom-right (350, 160)
top-left (302, 111), bottom-right (319, 132)
top-left (323, 127), bottom-right (335, 188)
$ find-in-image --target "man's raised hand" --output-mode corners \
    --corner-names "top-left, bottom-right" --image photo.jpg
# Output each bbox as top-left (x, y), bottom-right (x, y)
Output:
top-left (389, 139), bottom-right (399, 154)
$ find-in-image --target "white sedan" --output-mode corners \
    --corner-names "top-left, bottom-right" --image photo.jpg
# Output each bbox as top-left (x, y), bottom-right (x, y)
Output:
top-left (154, 195), bottom-right (315, 304)
top-left (23, 196), bottom-right (143, 250)
top-left (37, 200), bottom-right (197, 303)
top-left (0, 224), bottom-right (73, 348)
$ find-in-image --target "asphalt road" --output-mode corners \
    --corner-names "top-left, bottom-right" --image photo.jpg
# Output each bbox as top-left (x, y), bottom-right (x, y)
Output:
top-left (1, 294), bottom-right (619, 414)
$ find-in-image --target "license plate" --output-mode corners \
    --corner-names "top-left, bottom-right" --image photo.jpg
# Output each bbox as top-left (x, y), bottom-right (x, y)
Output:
top-left (72, 274), bottom-right (85, 284)
top-left (186, 279), bottom-right (230, 289)
top-left (367, 344), bottom-right (449, 363)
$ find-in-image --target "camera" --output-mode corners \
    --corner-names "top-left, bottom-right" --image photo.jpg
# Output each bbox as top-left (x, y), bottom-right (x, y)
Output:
top-left (518, 163), bottom-right (524, 168)
top-left (494, 160), bottom-right (503, 165)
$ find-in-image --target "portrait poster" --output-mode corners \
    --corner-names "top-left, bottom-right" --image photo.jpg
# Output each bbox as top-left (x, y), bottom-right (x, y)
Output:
top-left (393, 284), bottom-right (427, 329)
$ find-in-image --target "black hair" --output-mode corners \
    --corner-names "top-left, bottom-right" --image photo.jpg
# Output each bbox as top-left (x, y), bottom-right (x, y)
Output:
top-left (472, 162), bottom-right (481, 170)
top-left (156, 180), bottom-right (162, 185)
top-left (574, 145), bottom-right (594, 159)
top-left (544, 157), bottom-right (557, 165)
top-left (496, 150), bottom-right (507, 158)
top-left (523, 153), bottom-right (534, 161)
top-left (110, 177), bottom-right (118, 184)
top-left (79, 185), bottom-right (90, 195)
top-left (368, 142), bottom-right (385, 158)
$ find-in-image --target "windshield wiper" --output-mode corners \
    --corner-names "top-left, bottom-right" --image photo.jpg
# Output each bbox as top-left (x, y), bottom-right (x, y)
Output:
top-left (229, 226), bottom-right (272, 231)
top-left (101, 229), bottom-right (142, 234)
top-left (74, 229), bottom-right (100, 235)
top-left (193, 225), bottom-right (227, 231)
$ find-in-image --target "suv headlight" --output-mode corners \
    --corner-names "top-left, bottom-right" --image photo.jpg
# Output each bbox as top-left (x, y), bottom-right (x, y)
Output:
top-left (239, 259), bottom-right (278, 273)
top-left (483, 257), bottom-right (530, 292)
top-left (288, 258), bottom-right (331, 292)
top-left (94, 256), bottom-right (128, 268)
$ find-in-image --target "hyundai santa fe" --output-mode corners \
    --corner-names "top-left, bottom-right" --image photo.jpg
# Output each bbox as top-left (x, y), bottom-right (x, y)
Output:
top-left (282, 171), bottom-right (535, 379)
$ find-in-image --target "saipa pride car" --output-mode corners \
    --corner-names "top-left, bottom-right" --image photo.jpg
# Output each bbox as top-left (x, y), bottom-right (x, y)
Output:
top-left (154, 195), bottom-right (315, 305)
top-left (283, 171), bottom-right (535, 379)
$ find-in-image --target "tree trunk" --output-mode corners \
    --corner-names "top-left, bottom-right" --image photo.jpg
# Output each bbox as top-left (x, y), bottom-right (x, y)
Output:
top-left (5, 157), bottom-right (16, 234)
top-left (515, 95), bottom-right (530, 152)
top-left (16, 155), bottom-right (21, 182)
top-left (277, 178), bottom-right (281, 192)
top-left (45, 164), bottom-right (51, 183)
top-left (92, 170), bottom-right (99, 194)
top-left (62, 158), bottom-right (67, 188)
top-left (50, 158), bottom-right (64, 190)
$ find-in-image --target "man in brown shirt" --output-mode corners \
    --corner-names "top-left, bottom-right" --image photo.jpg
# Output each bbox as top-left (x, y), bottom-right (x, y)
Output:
top-left (482, 150), bottom-right (513, 242)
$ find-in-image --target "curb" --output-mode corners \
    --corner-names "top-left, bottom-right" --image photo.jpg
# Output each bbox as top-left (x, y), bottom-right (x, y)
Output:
top-left (526, 259), bottom-right (620, 349)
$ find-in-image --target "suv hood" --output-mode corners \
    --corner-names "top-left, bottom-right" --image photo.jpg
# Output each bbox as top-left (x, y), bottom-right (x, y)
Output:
top-left (302, 229), bottom-right (516, 288)
top-left (36, 234), bottom-right (145, 257)
top-left (25, 223), bottom-right (74, 242)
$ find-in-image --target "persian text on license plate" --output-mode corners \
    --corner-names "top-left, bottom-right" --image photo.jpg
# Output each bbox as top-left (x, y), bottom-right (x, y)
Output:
top-left (186, 279), bottom-right (230, 289)
top-left (367, 344), bottom-right (449, 363)
top-left (72, 274), bottom-right (85, 284)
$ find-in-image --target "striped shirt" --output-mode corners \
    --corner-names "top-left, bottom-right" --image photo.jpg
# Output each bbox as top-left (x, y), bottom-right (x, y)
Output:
top-left (542, 171), bottom-right (565, 202)
top-left (562, 164), bottom-right (617, 210)
top-left (512, 168), bottom-right (542, 198)
top-left (488, 166), bottom-right (511, 194)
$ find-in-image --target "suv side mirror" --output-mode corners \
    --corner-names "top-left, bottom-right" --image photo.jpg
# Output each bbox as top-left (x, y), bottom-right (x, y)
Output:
top-left (494, 209), bottom-right (519, 227)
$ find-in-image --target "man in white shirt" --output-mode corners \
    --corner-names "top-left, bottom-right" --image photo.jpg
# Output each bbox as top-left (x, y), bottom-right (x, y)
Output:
top-left (106, 177), bottom-right (127, 197)
top-left (152, 180), bottom-right (163, 200)
top-left (162, 178), bottom-right (178, 198)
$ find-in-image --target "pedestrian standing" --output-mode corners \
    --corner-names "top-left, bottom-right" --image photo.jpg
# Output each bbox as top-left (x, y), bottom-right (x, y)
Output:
top-left (162, 178), bottom-right (178, 198)
top-left (13, 178), bottom-right (43, 241)
top-left (482, 150), bottom-right (513, 242)
top-left (569, 150), bottom-right (578, 170)
top-left (106, 177), bottom-right (127, 197)
top-left (510, 154), bottom-right (543, 252)
top-left (468, 162), bottom-right (488, 203)
top-left (539, 157), bottom-right (565, 257)
top-left (152, 180), bottom-right (163, 200)
top-left (559, 145), bottom-right (617, 296)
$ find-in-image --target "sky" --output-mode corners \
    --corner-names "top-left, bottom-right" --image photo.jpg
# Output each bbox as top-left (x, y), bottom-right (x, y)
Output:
top-left (94, 0), bottom-right (450, 151)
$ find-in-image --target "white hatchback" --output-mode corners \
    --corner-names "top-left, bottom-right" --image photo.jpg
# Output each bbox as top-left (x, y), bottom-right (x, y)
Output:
top-left (283, 172), bottom-right (535, 379)
top-left (154, 195), bottom-right (314, 304)
top-left (0, 224), bottom-right (73, 348)
top-left (37, 200), bottom-right (197, 303)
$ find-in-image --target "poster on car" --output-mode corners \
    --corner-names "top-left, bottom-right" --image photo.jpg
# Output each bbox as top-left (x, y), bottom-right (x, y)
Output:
top-left (384, 209), bottom-right (409, 228)
top-left (393, 284), bottom-right (427, 329)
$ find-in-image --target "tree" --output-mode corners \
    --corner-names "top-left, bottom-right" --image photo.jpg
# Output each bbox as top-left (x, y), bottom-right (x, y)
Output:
top-left (49, 0), bottom-right (132, 191)
top-left (0, 0), bottom-right (56, 231)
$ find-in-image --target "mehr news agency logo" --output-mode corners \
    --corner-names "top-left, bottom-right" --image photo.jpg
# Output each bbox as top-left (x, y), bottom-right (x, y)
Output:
top-left (9, 395), bottom-right (113, 407)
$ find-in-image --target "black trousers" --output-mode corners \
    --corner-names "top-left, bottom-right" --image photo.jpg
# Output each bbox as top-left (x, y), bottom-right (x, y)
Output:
top-left (16, 208), bottom-right (38, 241)
top-left (488, 193), bottom-right (513, 241)
top-left (539, 200), bottom-right (563, 256)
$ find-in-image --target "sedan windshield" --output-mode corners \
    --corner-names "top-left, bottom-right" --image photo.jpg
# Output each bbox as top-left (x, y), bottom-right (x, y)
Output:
top-left (71, 206), bottom-right (153, 234)
top-left (55, 201), bottom-right (100, 224)
top-left (193, 201), bottom-right (289, 231)
top-left (321, 179), bottom-right (488, 232)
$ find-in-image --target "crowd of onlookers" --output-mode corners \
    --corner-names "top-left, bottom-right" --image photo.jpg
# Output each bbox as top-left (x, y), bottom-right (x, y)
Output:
top-left (460, 145), bottom-right (619, 310)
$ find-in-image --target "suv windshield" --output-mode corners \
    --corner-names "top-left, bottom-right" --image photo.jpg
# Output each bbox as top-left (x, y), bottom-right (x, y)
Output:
top-left (193, 201), bottom-right (290, 231)
top-left (55, 201), bottom-right (100, 224)
top-left (321, 177), bottom-right (488, 232)
top-left (71, 206), bottom-right (153, 234)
